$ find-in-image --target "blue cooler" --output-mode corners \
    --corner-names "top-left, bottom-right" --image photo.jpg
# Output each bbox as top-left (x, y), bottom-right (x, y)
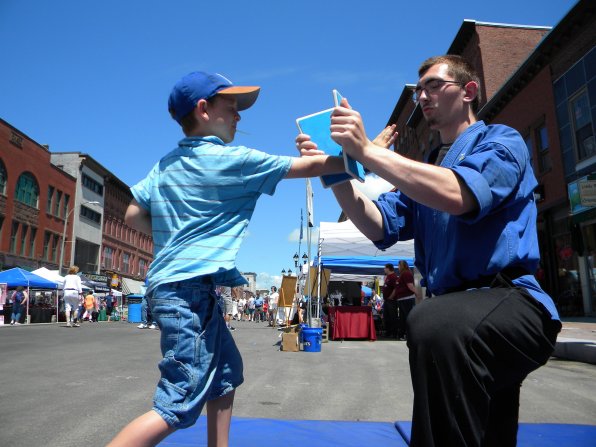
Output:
top-left (302, 327), bottom-right (323, 352)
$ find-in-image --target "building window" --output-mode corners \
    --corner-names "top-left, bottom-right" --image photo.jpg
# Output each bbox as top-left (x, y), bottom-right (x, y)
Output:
top-left (524, 134), bottom-right (534, 167)
top-left (51, 234), bottom-right (58, 262)
top-left (0, 160), bottom-right (7, 195)
top-left (103, 246), bottom-right (113, 269)
top-left (123, 252), bottom-right (130, 273)
top-left (80, 204), bottom-right (101, 224)
top-left (54, 190), bottom-right (62, 216)
top-left (81, 173), bottom-right (104, 196)
top-left (536, 124), bottom-right (552, 173)
top-left (47, 186), bottom-right (54, 213)
top-left (15, 172), bottom-right (39, 208)
top-left (139, 259), bottom-right (147, 277)
top-left (63, 194), bottom-right (70, 219)
top-left (571, 90), bottom-right (595, 161)
top-left (10, 221), bottom-right (19, 253)
top-left (20, 225), bottom-right (28, 256)
top-left (43, 231), bottom-right (51, 260)
top-left (29, 228), bottom-right (36, 258)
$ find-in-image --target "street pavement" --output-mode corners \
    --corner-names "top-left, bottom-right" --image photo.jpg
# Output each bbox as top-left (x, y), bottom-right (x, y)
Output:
top-left (0, 318), bottom-right (595, 447)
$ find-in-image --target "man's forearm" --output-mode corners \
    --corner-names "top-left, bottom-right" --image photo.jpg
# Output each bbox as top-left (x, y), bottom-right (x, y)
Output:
top-left (331, 182), bottom-right (384, 241)
top-left (285, 155), bottom-right (345, 179)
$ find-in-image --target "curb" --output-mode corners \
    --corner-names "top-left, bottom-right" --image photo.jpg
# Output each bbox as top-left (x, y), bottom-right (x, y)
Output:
top-left (553, 337), bottom-right (596, 364)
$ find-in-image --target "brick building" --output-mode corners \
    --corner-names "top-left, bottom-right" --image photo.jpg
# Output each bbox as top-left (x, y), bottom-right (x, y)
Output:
top-left (384, 0), bottom-right (596, 315)
top-left (0, 119), bottom-right (76, 271)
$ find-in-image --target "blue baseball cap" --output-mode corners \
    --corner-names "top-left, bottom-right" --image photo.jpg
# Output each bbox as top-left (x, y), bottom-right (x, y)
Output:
top-left (168, 71), bottom-right (260, 123)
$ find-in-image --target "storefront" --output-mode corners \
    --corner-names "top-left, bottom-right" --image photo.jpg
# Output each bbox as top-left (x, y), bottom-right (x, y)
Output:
top-left (565, 176), bottom-right (596, 316)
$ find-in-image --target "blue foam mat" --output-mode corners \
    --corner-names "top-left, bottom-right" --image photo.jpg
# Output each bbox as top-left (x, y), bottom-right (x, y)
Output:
top-left (158, 416), bottom-right (406, 447)
top-left (395, 421), bottom-right (596, 447)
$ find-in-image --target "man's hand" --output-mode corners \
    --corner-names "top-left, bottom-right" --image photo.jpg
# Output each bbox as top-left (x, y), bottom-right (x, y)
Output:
top-left (330, 98), bottom-right (372, 160)
top-left (373, 124), bottom-right (398, 149)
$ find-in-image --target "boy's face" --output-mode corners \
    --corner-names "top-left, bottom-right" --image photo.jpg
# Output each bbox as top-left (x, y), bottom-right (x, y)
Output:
top-left (204, 95), bottom-right (241, 143)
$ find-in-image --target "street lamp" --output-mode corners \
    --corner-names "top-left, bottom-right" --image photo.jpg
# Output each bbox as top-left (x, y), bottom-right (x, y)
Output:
top-left (288, 268), bottom-right (293, 276)
top-left (293, 252), bottom-right (299, 268)
top-left (302, 253), bottom-right (308, 265)
top-left (59, 201), bottom-right (100, 275)
top-left (281, 268), bottom-right (286, 275)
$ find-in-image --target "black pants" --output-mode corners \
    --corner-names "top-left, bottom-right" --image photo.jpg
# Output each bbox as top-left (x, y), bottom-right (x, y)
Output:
top-left (406, 279), bottom-right (560, 447)
top-left (383, 300), bottom-right (398, 337)
top-left (397, 297), bottom-right (415, 339)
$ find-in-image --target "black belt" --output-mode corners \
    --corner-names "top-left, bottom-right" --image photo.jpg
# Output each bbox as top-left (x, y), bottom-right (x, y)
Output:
top-left (447, 266), bottom-right (530, 294)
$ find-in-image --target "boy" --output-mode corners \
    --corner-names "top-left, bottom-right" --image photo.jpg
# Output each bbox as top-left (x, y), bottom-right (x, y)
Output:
top-left (107, 71), bottom-right (345, 447)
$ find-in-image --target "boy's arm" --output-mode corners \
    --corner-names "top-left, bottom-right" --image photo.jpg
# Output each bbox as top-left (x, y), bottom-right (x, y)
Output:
top-left (125, 199), bottom-right (152, 235)
top-left (284, 155), bottom-right (345, 179)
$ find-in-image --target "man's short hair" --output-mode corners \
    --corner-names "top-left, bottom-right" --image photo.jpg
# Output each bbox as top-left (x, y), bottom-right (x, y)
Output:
top-left (271, 286), bottom-right (277, 292)
top-left (418, 55), bottom-right (482, 113)
top-left (384, 263), bottom-right (395, 271)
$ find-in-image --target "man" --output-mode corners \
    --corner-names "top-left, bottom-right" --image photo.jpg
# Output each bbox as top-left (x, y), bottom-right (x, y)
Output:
top-left (382, 263), bottom-right (399, 338)
top-left (296, 55), bottom-right (560, 447)
top-left (268, 286), bottom-right (279, 327)
top-left (254, 293), bottom-right (264, 322)
top-left (105, 291), bottom-right (115, 321)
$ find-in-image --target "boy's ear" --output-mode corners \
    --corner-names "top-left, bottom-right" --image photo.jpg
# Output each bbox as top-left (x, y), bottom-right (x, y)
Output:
top-left (195, 98), bottom-right (210, 122)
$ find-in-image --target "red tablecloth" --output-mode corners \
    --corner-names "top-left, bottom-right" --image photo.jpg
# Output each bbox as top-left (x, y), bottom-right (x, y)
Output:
top-left (328, 306), bottom-right (377, 341)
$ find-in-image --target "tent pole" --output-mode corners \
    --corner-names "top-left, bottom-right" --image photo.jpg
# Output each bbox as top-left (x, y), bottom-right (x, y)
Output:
top-left (317, 238), bottom-right (322, 319)
top-left (26, 285), bottom-right (30, 324)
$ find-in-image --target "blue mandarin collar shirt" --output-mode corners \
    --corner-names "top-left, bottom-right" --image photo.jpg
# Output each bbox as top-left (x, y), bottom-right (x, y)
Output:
top-left (374, 121), bottom-right (559, 319)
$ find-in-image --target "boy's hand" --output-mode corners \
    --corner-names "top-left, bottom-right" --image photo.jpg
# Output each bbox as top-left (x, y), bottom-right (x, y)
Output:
top-left (295, 133), bottom-right (324, 156)
top-left (373, 124), bottom-right (398, 149)
top-left (330, 98), bottom-right (371, 159)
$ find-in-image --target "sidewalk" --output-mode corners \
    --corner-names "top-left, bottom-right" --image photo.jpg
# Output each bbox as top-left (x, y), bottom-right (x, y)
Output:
top-left (553, 318), bottom-right (596, 364)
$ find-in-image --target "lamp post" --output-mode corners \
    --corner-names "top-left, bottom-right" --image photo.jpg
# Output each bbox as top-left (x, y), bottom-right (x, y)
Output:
top-left (59, 201), bottom-right (100, 275)
top-left (281, 269), bottom-right (286, 275)
top-left (302, 253), bottom-right (308, 265)
top-left (293, 252), bottom-right (299, 268)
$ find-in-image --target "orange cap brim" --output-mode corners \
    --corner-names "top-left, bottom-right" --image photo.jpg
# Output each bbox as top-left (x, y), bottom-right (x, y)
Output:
top-left (218, 86), bottom-right (261, 111)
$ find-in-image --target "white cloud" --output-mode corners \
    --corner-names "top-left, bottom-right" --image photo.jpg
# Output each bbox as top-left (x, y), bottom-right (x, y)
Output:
top-left (287, 226), bottom-right (319, 242)
top-left (352, 174), bottom-right (394, 200)
top-left (256, 272), bottom-right (283, 289)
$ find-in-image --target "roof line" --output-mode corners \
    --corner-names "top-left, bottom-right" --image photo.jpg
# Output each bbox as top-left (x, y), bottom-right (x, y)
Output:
top-left (466, 19), bottom-right (552, 30)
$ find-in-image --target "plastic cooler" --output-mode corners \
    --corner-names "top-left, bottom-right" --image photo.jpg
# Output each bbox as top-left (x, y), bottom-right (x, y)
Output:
top-left (302, 327), bottom-right (323, 352)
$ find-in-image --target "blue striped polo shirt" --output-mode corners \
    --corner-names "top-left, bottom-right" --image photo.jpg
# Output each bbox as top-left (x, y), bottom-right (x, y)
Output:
top-left (131, 136), bottom-right (292, 294)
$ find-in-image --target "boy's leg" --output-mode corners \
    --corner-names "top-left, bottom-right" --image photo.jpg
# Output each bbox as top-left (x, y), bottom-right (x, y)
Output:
top-left (206, 391), bottom-right (235, 447)
top-left (107, 410), bottom-right (175, 447)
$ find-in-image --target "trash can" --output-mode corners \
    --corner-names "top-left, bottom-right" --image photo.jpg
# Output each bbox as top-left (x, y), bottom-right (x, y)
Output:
top-left (302, 327), bottom-right (323, 353)
top-left (127, 295), bottom-right (143, 323)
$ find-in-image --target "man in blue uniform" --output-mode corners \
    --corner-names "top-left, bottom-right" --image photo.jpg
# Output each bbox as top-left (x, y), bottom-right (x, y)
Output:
top-left (296, 55), bottom-right (561, 447)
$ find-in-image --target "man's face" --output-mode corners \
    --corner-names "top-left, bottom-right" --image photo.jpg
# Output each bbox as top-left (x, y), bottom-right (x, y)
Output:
top-left (384, 267), bottom-right (391, 275)
top-left (205, 95), bottom-right (240, 143)
top-left (416, 63), bottom-right (466, 131)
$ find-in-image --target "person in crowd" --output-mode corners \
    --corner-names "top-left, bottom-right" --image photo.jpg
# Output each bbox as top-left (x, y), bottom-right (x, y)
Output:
top-left (84, 291), bottom-right (98, 322)
top-left (9, 286), bottom-right (28, 325)
top-left (105, 291), bottom-right (116, 322)
top-left (268, 286), bottom-right (279, 327)
top-left (254, 293), bottom-right (264, 322)
top-left (296, 54), bottom-right (561, 447)
top-left (220, 286), bottom-right (235, 331)
top-left (382, 263), bottom-right (399, 338)
top-left (262, 295), bottom-right (269, 323)
top-left (138, 295), bottom-right (157, 330)
top-left (236, 294), bottom-right (246, 321)
top-left (109, 70), bottom-right (345, 447)
top-left (394, 260), bottom-right (418, 340)
top-left (247, 294), bottom-right (256, 322)
top-left (62, 265), bottom-right (83, 327)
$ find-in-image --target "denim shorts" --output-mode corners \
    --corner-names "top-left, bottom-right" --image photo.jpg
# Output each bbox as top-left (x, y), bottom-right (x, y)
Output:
top-left (148, 276), bottom-right (244, 429)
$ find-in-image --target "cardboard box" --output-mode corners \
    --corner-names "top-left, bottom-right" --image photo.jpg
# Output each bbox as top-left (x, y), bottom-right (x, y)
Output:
top-left (281, 332), bottom-right (299, 352)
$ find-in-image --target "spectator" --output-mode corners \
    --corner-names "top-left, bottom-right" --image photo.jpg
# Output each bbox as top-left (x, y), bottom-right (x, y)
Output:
top-left (382, 263), bottom-right (399, 338)
top-left (105, 291), bottom-right (115, 322)
top-left (62, 265), bottom-right (83, 327)
top-left (237, 295), bottom-right (246, 321)
top-left (9, 286), bottom-right (28, 325)
top-left (247, 295), bottom-right (256, 321)
top-left (268, 286), bottom-right (279, 327)
top-left (84, 292), bottom-right (98, 322)
top-left (395, 260), bottom-right (418, 340)
top-left (254, 293), bottom-right (264, 322)
top-left (138, 295), bottom-right (157, 329)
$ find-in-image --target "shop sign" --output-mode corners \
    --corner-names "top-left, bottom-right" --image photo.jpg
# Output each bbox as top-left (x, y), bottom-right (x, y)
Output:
top-left (568, 176), bottom-right (595, 215)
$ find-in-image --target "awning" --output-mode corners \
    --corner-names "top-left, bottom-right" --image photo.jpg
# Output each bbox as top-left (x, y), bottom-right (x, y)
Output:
top-left (122, 278), bottom-right (145, 295)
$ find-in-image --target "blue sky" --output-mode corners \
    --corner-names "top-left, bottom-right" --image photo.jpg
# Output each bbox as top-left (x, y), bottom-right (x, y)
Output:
top-left (0, 0), bottom-right (577, 288)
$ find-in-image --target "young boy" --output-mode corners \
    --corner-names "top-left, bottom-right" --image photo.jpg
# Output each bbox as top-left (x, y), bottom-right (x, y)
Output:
top-left (107, 71), bottom-right (345, 447)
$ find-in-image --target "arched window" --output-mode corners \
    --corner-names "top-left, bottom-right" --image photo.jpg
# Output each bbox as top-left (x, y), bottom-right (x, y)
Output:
top-left (15, 172), bottom-right (39, 208)
top-left (0, 159), bottom-right (6, 195)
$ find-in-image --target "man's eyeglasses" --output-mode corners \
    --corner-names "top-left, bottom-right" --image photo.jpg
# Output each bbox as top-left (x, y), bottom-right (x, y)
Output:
top-left (412, 79), bottom-right (465, 103)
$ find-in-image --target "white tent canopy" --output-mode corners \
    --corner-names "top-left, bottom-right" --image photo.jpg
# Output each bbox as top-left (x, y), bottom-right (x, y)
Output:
top-left (319, 220), bottom-right (415, 258)
top-left (31, 267), bottom-right (64, 287)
